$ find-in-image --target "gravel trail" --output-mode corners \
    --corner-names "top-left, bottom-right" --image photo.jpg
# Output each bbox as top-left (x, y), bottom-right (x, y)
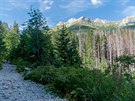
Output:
top-left (0, 63), bottom-right (66, 101)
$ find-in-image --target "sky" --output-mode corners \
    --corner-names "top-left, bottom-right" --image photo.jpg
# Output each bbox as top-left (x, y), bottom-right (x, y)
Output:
top-left (0, 0), bottom-right (135, 28)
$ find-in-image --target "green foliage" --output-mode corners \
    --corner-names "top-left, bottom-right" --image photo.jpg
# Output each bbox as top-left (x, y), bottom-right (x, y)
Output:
top-left (68, 24), bottom-right (95, 33)
top-left (55, 26), bottom-right (81, 67)
top-left (24, 65), bottom-right (56, 84)
top-left (115, 55), bottom-right (135, 68)
top-left (14, 58), bottom-right (30, 72)
top-left (119, 80), bottom-right (135, 101)
top-left (98, 57), bottom-right (108, 72)
top-left (24, 64), bottom-right (135, 101)
top-left (11, 8), bottom-right (54, 66)
top-left (25, 67), bottom-right (45, 82)
top-left (21, 8), bottom-right (48, 64)
top-left (0, 61), bottom-right (2, 70)
top-left (24, 66), bottom-right (120, 100)
top-left (114, 55), bottom-right (135, 81)
top-left (0, 21), bottom-right (7, 61)
top-left (1, 8), bottom-right (135, 101)
top-left (82, 29), bottom-right (95, 67)
top-left (3, 21), bottom-right (20, 59)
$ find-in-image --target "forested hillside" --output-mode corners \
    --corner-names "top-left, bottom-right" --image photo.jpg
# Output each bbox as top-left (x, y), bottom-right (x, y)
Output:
top-left (0, 9), bottom-right (135, 101)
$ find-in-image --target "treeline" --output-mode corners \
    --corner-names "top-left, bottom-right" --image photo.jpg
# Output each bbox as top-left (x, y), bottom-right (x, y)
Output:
top-left (78, 28), bottom-right (135, 68)
top-left (1, 9), bottom-right (135, 69)
top-left (0, 8), bottom-right (81, 70)
top-left (0, 8), bottom-right (135, 100)
top-left (0, 20), bottom-right (20, 66)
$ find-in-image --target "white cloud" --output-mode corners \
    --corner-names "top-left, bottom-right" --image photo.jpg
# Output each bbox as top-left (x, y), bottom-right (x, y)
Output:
top-left (122, 6), bottom-right (135, 16)
top-left (7, 0), bottom-right (29, 9)
top-left (60, 0), bottom-right (104, 15)
top-left (91, 0), bottom-right (102, 5)
top-left (60, 0), bottom-right (90, 14)
top-left (39, 0), bottom-right (54, 12)
top-left (120, 0), bottom-right (130, 6)
top-left (117, 0), bottom-right (135, 17)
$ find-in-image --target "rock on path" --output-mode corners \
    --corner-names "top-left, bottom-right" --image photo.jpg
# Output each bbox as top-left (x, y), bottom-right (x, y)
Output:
top-left (0, 63), bottom-right (67, 101)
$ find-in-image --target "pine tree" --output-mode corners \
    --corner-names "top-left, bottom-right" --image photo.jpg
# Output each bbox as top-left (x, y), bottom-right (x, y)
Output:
top-left (55, 26), bottom-right (81, 67)
top-left (20, 8), bottom-right (52, 65)
top-left (0, 21), bottom-right (7, 61)
top-left (5, 21), bottom-right (21, 61)
top-left (3, 21), bottom-right (20, 57)
top-left (83, 29), bottom-right (94, 67)
top-left (68, 37), bottom-right (81, 67)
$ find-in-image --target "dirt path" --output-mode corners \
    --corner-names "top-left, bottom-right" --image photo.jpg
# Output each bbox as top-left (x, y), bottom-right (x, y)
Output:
top-left (0, 63), bottom-right (66, 101)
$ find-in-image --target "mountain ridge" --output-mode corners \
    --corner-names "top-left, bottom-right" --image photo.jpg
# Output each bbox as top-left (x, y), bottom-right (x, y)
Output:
top-left (57, 16), bottom-right (109, 27)
top-left (53, 16), bottom-right (135, 32)
top-left (57, 16), bottom-right (135, 26)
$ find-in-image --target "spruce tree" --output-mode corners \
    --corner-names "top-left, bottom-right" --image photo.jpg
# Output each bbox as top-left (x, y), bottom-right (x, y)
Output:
top-left (3, 21), bottom-right (20, 56)
top-left (5, 21), bottom-right (20, 61)
top-left (21, 8), bottom-right (52, 65)
top-left (0, 21), bottom-right (7, 61)
top-left (56, 26), bottom-right (81, 67)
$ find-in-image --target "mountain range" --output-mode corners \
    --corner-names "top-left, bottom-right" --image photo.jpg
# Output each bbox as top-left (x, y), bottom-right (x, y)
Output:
top-left (53, 16), bottom-right (135, 32)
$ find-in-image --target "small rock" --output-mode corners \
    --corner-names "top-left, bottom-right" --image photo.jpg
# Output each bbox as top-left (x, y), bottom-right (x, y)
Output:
top-left (25, 67), bottom-right (31, 71)
top-left (0, 63), bottom-right (67, 101)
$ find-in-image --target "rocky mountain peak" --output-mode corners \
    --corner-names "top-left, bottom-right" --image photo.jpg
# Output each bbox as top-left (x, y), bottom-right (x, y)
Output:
top-left (56, 16), bottom-right (135, 28)
top-left (78, 16), bottom-right (92, 23)
top-left (120, 16), bottom-right (135, 25)
top-left (93, 18), bottom-right (109, 24)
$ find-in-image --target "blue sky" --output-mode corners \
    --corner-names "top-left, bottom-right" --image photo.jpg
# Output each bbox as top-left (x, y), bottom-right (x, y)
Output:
top-left (0, 0), bottom-right (135, 28)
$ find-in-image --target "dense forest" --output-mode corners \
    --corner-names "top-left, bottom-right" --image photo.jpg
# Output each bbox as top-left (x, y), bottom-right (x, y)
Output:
top-left (0, 9), bottom-right (135, 101)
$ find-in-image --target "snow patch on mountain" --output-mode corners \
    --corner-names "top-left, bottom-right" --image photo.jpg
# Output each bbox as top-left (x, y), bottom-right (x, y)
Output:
top-left (56, 16), bottom-right (135, 27)
top-left (119, 16), bottom-right (135, 26)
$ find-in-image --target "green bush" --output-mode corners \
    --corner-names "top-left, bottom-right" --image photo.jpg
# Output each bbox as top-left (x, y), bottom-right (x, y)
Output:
top-left (0, 61), bottom-right (2, 70)
top-left (24, 67), bottom-right (44, 82)
top-left (24, 65), bottom-right (135, 101)
top-left (24, 66), bottom-right (120, 100)
top-left (24, 65), bottom-right (56, 84)
top-left (14, 58), bottom-right (30, 72)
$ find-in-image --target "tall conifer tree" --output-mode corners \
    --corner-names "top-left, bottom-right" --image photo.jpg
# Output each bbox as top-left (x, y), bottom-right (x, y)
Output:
top-left (56, 26), bottom-right (81, 67)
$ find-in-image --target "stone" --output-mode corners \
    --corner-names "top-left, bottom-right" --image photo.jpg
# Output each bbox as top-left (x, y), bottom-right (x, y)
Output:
top-left (0, 63), bottom-right (67, 101)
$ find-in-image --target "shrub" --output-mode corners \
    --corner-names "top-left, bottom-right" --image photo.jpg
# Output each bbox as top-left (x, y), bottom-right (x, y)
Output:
top-left (24, 66), bottom-right (119, 100)
top-left (24, 65), bottom-right (56, 84)
top-left (14, 58), bottom-right (30, 72)
top-left (0, 61), bottom-right (2, 70)
top-left (24, 67), bottom-right (44, 82)
top-left (24, 65), bottom-right (135, 101)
